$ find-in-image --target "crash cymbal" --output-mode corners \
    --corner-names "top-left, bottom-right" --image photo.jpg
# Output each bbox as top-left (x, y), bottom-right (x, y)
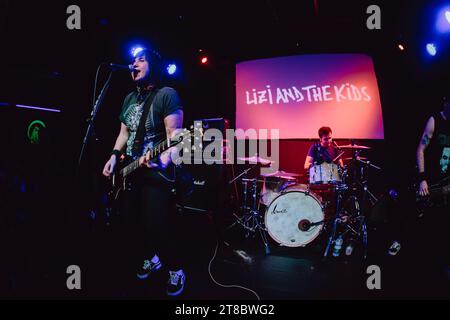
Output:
top-left (261, 170), bottom-right (301, 178)
top-left (237, 155), bottom-right (274, 165)
top-left (337, 144), bottom-right (371, 150)
top-left (343, 157), bottom-right (368, 161)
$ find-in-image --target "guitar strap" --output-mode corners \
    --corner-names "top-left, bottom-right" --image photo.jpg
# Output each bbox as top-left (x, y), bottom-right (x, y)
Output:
top-left (132, 88), bottom-right (158, 158)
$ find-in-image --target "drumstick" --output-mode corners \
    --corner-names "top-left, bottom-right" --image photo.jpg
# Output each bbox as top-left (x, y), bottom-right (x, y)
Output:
top-left (332, 151), bottom-right (345, 163)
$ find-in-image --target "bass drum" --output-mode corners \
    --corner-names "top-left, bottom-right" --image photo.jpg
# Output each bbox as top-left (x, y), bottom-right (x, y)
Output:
top-left (265, 184), bottom-right (325, 247)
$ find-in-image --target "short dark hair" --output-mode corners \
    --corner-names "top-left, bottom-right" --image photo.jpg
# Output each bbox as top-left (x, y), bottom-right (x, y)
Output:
top-left (133, 48), bottom-right (161, 63)
top-left (318, 127), bottom-right (332, 138)
top-left (133, 48), bottom-right (163, 83)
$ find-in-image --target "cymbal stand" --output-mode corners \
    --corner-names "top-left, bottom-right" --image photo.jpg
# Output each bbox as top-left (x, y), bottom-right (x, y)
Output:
top-left (323, 149), bottom-right (381, 260)
top-left (323, 184), bottom-right (348, 259)
top-left (226, 167), bottom-right (271, 255)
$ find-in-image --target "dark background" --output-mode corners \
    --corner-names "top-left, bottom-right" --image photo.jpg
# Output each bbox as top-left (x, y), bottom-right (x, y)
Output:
top-left (0, 0), bottom-right (448, 299)
top-left (1, 0), bottom-right (449, 176)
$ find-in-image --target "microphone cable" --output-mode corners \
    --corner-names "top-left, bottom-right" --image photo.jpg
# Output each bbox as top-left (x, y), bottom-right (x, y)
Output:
top-left (207, 239), bottom-right (261, 300)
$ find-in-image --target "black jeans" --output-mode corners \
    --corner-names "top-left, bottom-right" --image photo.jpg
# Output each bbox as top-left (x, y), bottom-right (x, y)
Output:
top-left (116, 165), bottom-right (185, 271)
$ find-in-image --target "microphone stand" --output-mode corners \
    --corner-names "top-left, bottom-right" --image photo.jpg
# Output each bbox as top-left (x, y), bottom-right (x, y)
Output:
top-left (75, 70), bottom-right (114, 230)
top-left (357, 159), bottom-right (381, 171)
top-left (77, 71), bottom-right (113, 176)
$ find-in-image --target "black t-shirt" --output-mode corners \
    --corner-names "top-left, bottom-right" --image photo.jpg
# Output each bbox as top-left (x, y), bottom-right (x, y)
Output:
top-left (426, 112), bottom-right (450, 182)
top-left (119, 86), bottom-right (182, 159)
top-left (307, 142), bottom-right (340, 165)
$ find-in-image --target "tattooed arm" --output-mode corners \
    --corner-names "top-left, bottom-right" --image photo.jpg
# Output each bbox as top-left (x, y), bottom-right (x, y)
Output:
top-left (416, 116), bottom-right (435, 196)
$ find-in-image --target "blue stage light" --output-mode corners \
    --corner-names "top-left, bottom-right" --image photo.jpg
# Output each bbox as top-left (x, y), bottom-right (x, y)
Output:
top-left (426, 43), bottom-right (437, 56)
top-left (131, 46), bottom-right (145, 58)
top-left (436, 6), bottom-right (450, 33)
top-left (167, 64), bottom-right (177, 75)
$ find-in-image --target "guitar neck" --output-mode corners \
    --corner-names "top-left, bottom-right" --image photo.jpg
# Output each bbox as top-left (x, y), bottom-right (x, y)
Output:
top-left (120, 139), bottom-right (170, 178)
top-left (115, 125), bottom-right (198, 180)
top-left (428, 184), bottom-right (450, 197)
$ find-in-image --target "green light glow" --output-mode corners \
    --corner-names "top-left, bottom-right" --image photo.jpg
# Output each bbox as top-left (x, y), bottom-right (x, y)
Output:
top-left (27, 120), bottom-right (47, 144)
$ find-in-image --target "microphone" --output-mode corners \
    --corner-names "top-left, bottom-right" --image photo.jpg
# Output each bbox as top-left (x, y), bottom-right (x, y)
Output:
top-left (333, 141), bottom-right (341, 149)
top-left (109, 63), bottom-right (135, 72)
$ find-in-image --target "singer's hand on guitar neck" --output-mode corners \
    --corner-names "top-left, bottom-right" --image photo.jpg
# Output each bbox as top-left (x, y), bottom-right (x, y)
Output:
top-left (139, 148), bottom-right (173, 169)
top-left (139, 153), bottom-right (160, 169)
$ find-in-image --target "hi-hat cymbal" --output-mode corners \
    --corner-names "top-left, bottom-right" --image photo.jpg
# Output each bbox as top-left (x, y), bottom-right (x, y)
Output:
top-left (337, 144), bottom-right (371, 150)
top-left (237, 155), bottom-right (274, 165)
top-left (276, 175), bottom-right (300, 180)
top-left (261, 170), bottom-right (301, 178)
top-left (241, 178), bottom-right (265, 183)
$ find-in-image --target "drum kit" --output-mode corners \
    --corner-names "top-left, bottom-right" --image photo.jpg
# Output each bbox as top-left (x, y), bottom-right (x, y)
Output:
top-left (227, 143), bottom-right (381, 260)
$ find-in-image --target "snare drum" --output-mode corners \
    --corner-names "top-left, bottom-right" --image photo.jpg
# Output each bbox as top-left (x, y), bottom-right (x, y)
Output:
top-left (309, 162), bottom-right (342, 184)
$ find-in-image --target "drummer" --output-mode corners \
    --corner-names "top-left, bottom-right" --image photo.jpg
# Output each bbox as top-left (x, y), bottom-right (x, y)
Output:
top-left (304, 126), bottom-right (344, 170)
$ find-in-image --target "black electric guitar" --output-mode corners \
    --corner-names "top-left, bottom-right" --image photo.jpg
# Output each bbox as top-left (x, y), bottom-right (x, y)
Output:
top-left (416, 177), bottom-right (450, 213)
top-left (109, 124), bottom-right (201, 202)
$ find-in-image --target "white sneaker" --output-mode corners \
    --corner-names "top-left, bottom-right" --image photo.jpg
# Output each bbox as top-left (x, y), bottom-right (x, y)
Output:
top-left (167, 270), bottom-right (186, 297)
top-left (136, 255), bottom-right (162, 279)
top-left (388, 241), bottom-right (401, 256)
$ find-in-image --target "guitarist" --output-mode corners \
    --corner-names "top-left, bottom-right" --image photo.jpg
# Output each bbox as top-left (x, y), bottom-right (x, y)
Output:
top-left (417, 94), bottom-right (450, 197)
top-left (416, 93), bottom-right (450, 294)
top-left (102, 47), bottom-right (186, 297)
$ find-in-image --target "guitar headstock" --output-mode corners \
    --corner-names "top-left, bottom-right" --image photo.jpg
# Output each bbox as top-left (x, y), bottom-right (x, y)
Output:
top-left (170, 122), bottom-right (205, 150)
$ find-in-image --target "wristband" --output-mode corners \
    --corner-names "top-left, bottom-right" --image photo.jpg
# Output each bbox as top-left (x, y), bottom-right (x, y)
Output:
top-left (111, 149), bottom-right (122, 158)
top-left (418, 172), bottom-right (427, 182)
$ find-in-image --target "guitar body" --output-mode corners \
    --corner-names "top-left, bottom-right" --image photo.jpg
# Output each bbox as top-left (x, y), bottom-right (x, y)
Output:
top-left (104, 124), bottom-right (201, 210)
top-left (108, 156), bottom-right (134, 206)
top-left (415, 178), bottom-right (450, 215)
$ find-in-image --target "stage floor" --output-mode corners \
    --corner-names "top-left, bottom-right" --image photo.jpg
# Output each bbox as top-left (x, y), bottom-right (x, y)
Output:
top-left (2, 210), bottom-right (448, 300)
